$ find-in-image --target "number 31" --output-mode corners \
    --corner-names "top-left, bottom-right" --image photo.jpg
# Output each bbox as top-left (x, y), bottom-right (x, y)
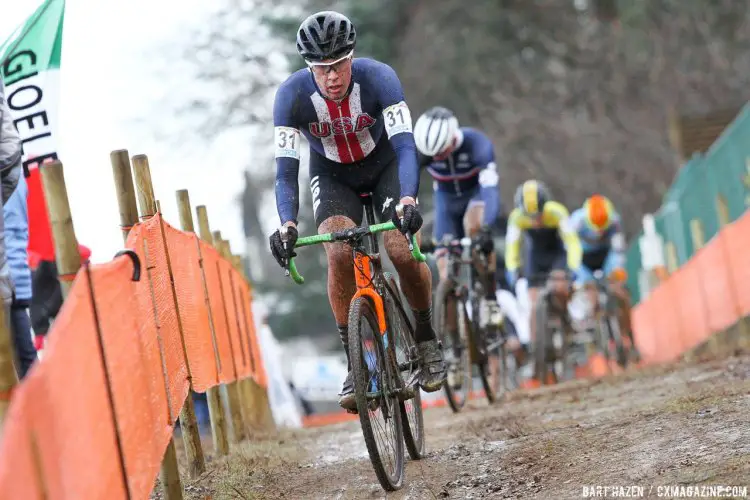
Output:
top-left (278, 130), bottom-right (296, 148)
top-left (386, 108), bottom-right (405, 127)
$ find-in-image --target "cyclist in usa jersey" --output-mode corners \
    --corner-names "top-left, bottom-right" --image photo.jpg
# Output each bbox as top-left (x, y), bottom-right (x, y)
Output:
top-left (268, 11), bottom-right (446, 410)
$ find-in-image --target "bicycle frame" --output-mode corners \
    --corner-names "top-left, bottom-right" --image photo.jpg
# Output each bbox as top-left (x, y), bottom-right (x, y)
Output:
top-left (351, 200), bottom-right (388, 336)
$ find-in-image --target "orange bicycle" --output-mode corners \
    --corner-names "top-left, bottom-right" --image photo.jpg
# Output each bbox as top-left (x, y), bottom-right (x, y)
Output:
top-left (282, 193), bottom-right (426, 492)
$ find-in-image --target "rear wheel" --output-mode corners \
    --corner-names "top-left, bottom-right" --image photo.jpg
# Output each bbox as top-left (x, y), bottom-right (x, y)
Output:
top-left (434, 279), bottom-right (472, 413)
top-left (382, 273), bottom-right (425, 460)
top-left (348, 296), bottom-right (404, 491)
top-left (605, 294), bottom-right (628, 368)
top-left (533, 291), bottom-right (555, 384)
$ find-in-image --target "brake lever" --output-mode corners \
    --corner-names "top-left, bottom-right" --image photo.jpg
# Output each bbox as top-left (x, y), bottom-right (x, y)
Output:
top-left (279, 225), bottom-right (291, 277)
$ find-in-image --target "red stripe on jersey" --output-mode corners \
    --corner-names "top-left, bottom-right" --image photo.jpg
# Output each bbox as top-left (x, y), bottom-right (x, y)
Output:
top-left (339, 96), bottom-right (365, 161)
top-left (325, 99), bottom-right (352, 163)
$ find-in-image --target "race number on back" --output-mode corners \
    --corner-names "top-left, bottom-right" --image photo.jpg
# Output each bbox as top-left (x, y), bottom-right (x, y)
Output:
top-left (382, 101), bottom-right (412, 139)
top-left (275, 126), bottom-right (301, 159)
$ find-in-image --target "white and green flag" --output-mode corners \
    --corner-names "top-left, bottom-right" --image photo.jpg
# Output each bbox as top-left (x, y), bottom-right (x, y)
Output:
top-left (0, 0), bottom-right (65, 170)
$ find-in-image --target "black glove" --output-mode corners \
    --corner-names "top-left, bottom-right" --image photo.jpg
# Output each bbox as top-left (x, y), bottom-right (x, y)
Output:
top-left (473, 226), bottom-right (494, 254)
top-left (269, 226), bottom-right (298, 268)
top-left (392, 203), bottom-right (423, 235)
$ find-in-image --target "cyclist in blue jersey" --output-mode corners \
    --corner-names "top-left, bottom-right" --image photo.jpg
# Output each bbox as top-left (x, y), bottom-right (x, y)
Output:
top-left (413, 107), bottom-right (523, 356)
top-left (570, 194), bottom-right (639, 359)
top-left (268, 11), bottom-right (447, 410)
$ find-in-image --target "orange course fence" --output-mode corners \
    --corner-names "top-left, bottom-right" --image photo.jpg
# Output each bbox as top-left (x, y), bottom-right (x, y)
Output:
top-left (632, 209), bottom-right (750, 363)
top-left (0, 152), bottom-right (272, 500)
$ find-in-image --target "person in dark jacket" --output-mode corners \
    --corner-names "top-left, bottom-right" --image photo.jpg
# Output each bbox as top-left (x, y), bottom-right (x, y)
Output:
top-left (29, 244), bottom-right (91, 351)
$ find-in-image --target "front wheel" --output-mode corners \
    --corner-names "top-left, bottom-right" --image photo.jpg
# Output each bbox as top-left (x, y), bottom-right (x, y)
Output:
top-left (434, 279), bottom-right (472, 413)
top-left (477, 319), bottom-right (509, 404)
top-left (383, 272), bottom-right (425, 460)
top-left (348, 296), bottom-right (404, 491)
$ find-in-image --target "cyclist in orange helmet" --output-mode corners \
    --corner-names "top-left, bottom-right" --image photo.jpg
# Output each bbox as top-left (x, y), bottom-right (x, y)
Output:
top-left (570, 194), bottom-right (640, 361)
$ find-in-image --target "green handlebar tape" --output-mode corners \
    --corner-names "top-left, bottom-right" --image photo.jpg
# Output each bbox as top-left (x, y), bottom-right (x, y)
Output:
top-left (368, 221), bottom-right (396, 232)
top-left (288, 221), bottom-right (425, 284)
top-left (288, 258), bottom-right (304, 284)
top-left (411, 238), bottom-right (427, 262)
top-left (361, 221), bottom-right (425, 261)
top-left (295, 232), bottom-right (333, 247)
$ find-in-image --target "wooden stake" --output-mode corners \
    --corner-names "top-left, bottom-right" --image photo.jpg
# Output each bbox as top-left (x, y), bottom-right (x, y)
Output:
top-left (130, 154), bottom-right (185, 499)
top-left (167, 190), bottom-right (206, 479)
top-left (210, 232), bottom-right (247, 442)
top-left (131, 155), bottom-right (157, 218)
top-left (176, 191), bottom-right (230, 458)
top-left (110, 150), bottom-right (138, 245)
top-left (0, 305), bottom-right (18, 432)
top-left (195, 206), bottom-right (213, 245)
top-left (39, 161), bottom-right (81, 299)
top-left (159, 439), bottom-right (182, 500)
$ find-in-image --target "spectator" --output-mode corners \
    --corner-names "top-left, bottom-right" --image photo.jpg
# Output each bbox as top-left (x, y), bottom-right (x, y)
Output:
top-left (29, 244), bottom-right (91, 351)
top-left (4, 172), bottom-right (36, 377)
top-left (0, 77), bottom-right (23, 339)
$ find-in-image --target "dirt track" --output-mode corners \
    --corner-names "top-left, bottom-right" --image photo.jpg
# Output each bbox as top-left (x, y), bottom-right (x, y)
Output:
top-left (171, 354), bottom-right (750, 499)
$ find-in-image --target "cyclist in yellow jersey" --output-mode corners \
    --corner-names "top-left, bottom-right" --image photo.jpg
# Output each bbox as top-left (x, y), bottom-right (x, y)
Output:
top-left (504, 180), bottom-right (583, 352)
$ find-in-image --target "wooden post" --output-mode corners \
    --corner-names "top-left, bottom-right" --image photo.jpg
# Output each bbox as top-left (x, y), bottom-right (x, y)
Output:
top-left (159, 439), bottom-right (182, 500)
top-left (132, 155), bottom-right (157, 217)
top-left (0, 305), bottom-right (18, 432)
top-left (110, 150), bottom-right (139, 245)
top-left (129, 154), bottom-right (185, 499)
top-left (176, 191), bottom-right (230, 458)
top-left (40, 161), bottom-right (81, 298)
top-left (211, 231), bottom-right (247, 442)
top-left (222, 244), bottom-right (258, 433)
top-left (195, 206), bottom-right (212, 246)
top-left (195, 207), bottom-right (246, 445)
top-left (228, 246), bottom-right (274, 433)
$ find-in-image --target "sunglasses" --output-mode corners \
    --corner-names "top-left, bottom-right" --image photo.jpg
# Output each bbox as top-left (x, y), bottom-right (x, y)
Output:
top-left (306, 51), bottom-right (353, 75)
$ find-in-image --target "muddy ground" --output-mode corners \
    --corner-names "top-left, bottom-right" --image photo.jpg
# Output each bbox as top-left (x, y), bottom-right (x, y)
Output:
top-left (159, 354), bottom-right (750, 499)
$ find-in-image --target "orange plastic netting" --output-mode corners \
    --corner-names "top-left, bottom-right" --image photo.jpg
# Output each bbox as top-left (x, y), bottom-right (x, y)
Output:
top-left (0, 212), bottom-right (266, 498)
top-left (633, 210), bottom-right (750, 365)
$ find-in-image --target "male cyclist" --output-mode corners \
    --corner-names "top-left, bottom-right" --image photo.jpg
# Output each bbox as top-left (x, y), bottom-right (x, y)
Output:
top-left (413, 107), bottom-right (522, 352)
top-left (504, 180), bottom-right (583, 363)
top-left (268, 11), bottom-right (447, 411)
top-left (569, 194), bottom-right (640, 360)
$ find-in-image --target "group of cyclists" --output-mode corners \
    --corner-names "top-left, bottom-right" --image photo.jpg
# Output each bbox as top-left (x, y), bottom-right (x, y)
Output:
top-left (268, 10), bottom-right (639, 410)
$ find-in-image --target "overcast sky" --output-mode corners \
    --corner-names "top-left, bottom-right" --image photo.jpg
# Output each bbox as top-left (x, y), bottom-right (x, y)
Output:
top-left (2, 0), bottom-right (261, 263)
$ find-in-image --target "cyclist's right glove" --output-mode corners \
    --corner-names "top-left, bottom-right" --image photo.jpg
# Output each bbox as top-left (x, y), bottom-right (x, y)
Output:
top-left (269, 225), bottom-right (298, 268)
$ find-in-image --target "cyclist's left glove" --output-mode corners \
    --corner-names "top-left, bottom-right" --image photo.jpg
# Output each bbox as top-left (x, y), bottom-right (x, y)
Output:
top-left (269, 225), bottom-right (298, 268)
top-left (392, 203), bottom-right (423, 235)
top-left (473, 226), bottom-right (494, 254)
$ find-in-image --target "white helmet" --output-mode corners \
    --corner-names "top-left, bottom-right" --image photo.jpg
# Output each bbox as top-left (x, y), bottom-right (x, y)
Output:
top-left (413, 106), bottom-right (459, 157)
